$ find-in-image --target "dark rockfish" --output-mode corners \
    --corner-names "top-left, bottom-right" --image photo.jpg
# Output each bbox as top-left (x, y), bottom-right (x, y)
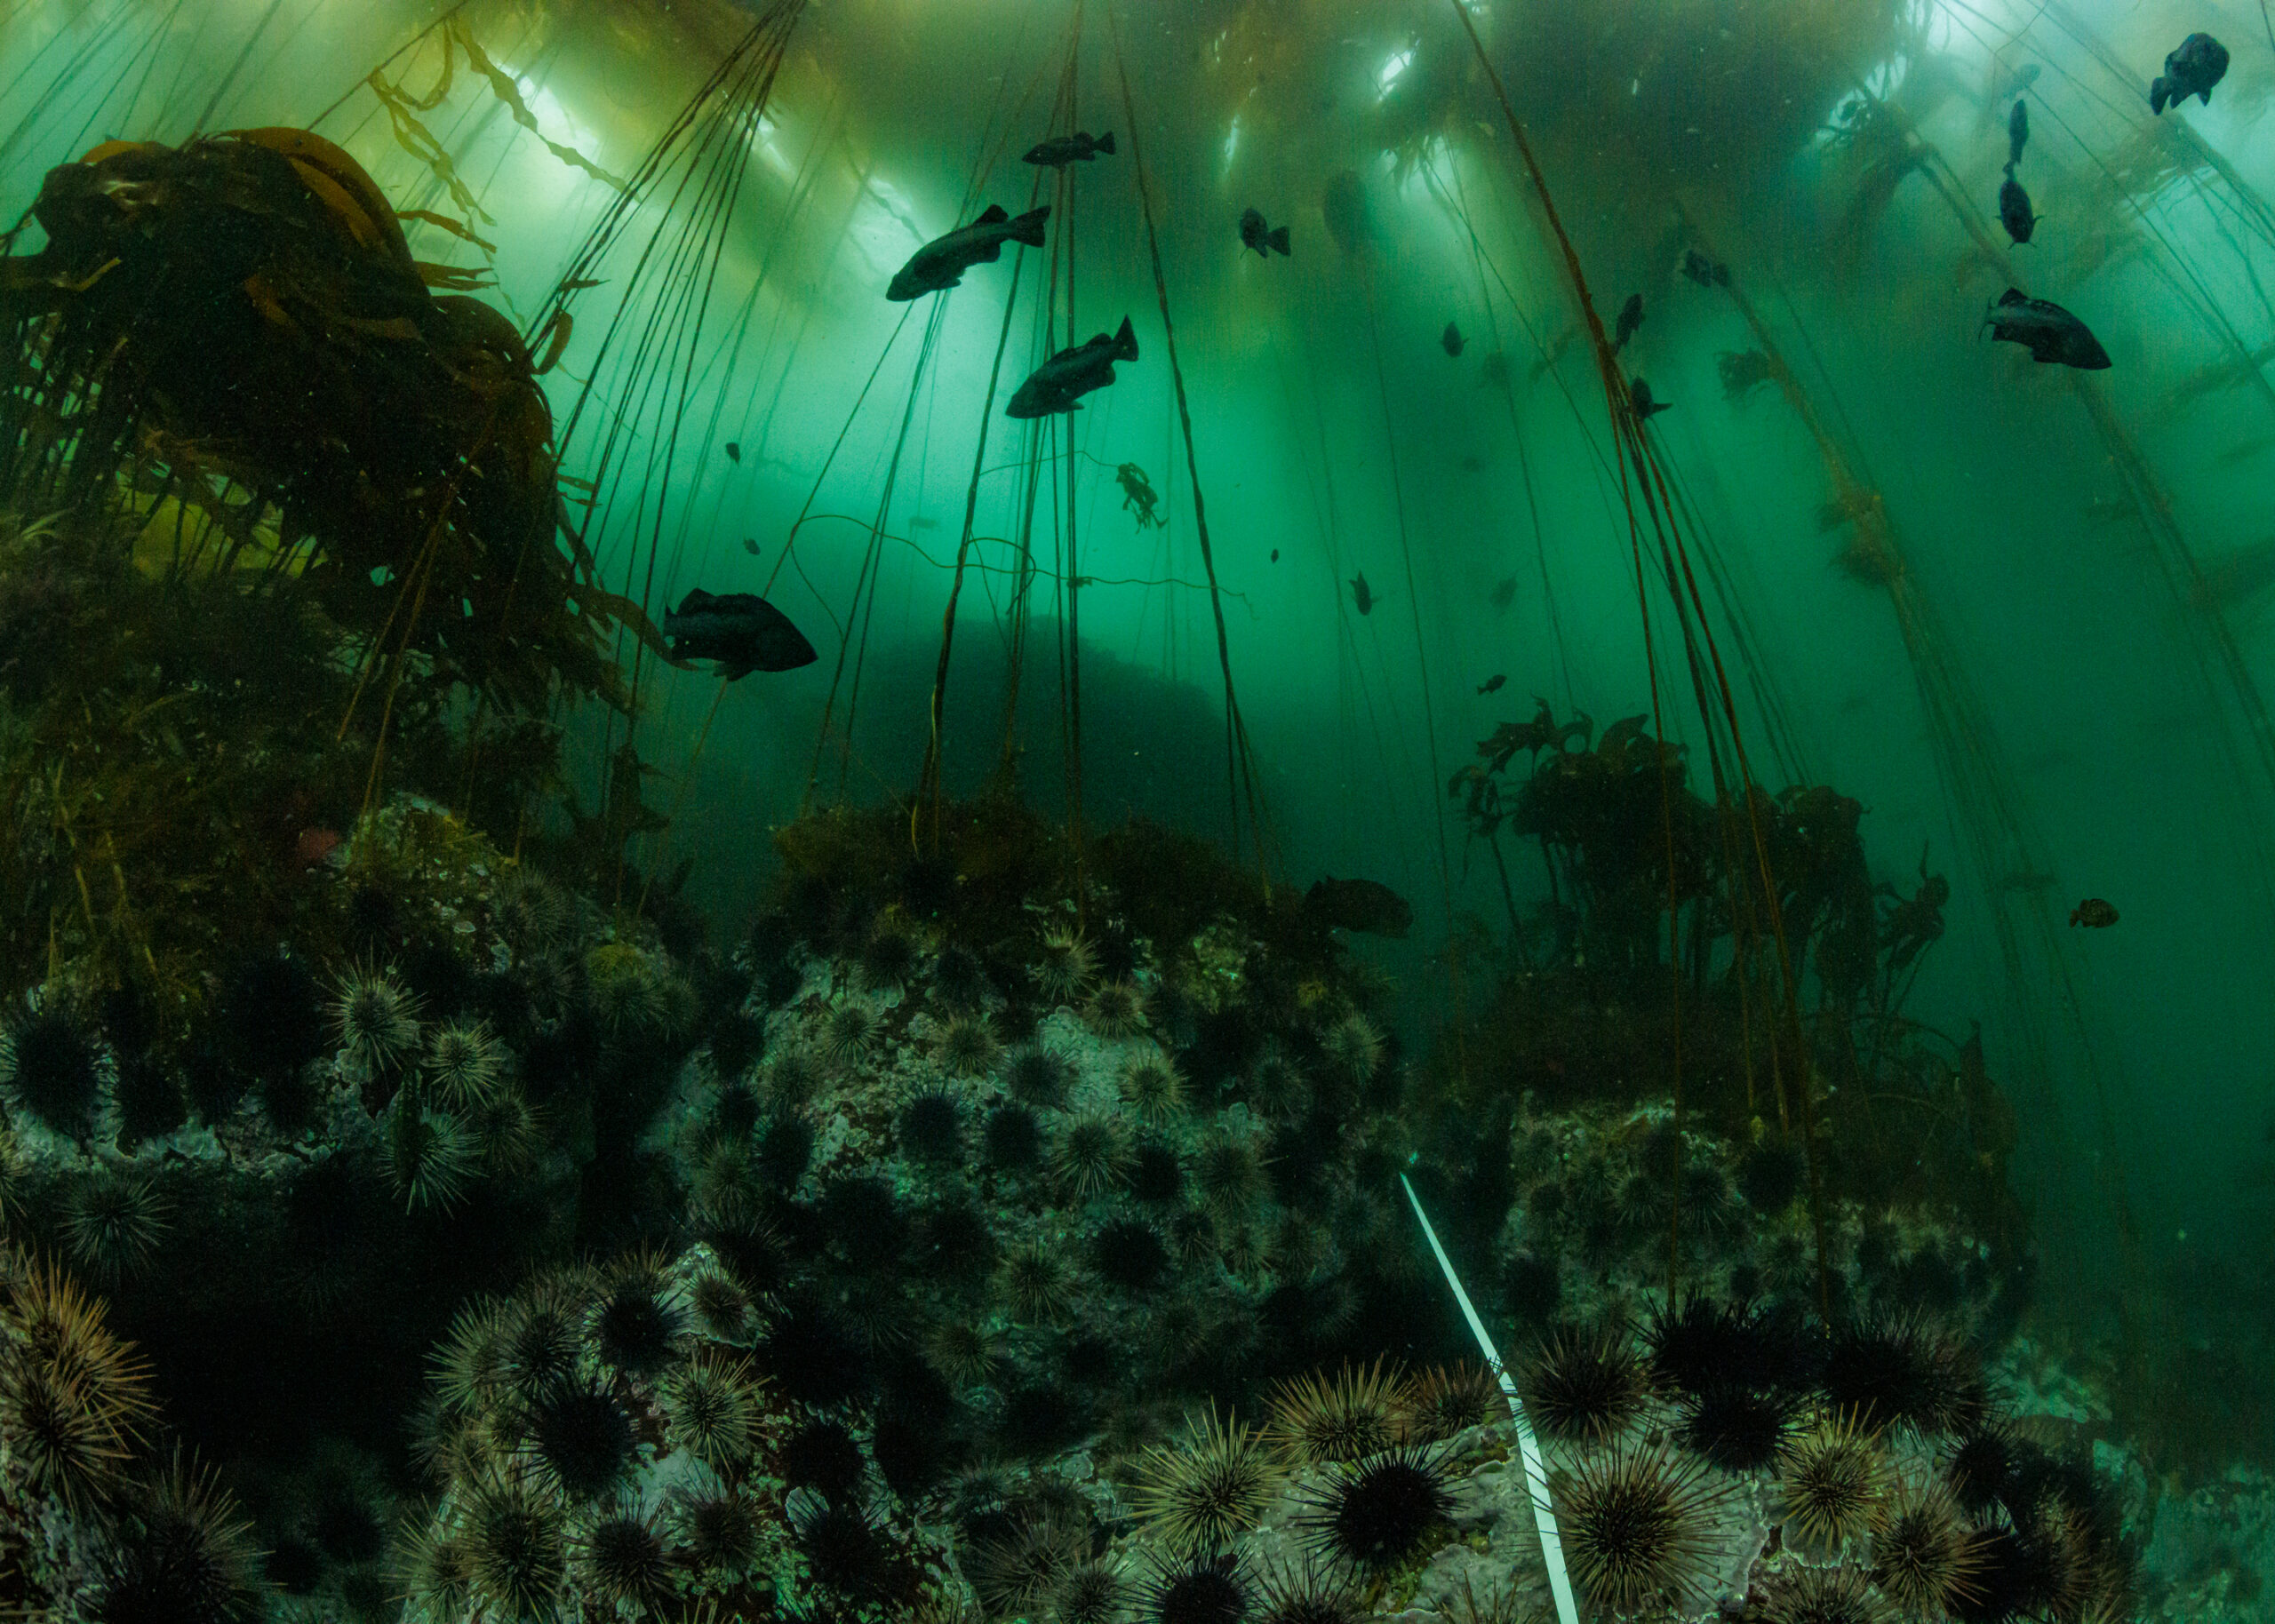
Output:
top-left (2069, 897), bottom-right (2119, 928)
top-left (1613, 292), bottom-right (1644, 353)
top-left (1477, 674), bottom-right (1506, 695)
top-left (1305, 877), bottom-right (1413, 939)
top-left (1680, 250), bottom-right (1728, 288)
top-left (888, 203), bottom-right (1050, 300)
top-left (664, 588), bottom-right (818, 679)
top-left (1238, 207), bottom-right (1290, 257)
top-left (2005, 99), bottom-right (2029, 172)
top-left (2151, 33), bottom-right (2228, 114)
top-left (1005, 316), bottom-right (1138, 418)
top-left (1025, 131), bottom-right (1114, 166)
top-left (1629, 376), bottom-right (1672, 418)
top-left (1441, 322), bottom-right (1465, 357)
top-left (1984, 288), bottom-right (2111, 369)
top-left (1998, 175), bottom-right (2040, 244)
top-left (1350, 572), bottom-right (1374, 615)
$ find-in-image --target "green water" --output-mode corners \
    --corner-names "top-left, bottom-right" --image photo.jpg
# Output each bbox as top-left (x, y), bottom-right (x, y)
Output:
top-left (4, 0), bottom-right (2274, 1616)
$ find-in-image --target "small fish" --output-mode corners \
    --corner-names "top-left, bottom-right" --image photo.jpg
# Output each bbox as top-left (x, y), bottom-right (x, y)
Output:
top-left (1629, 376), bottom-right (1672, 418)
top-left (909, 516), bottom-right (940, 529)
top-left (724, 442), bottom-right (741, 463)
top-left (1270, 548), bottom-right (1281, 562)
top-left (1489, 575), bottom-right (1519, 610)
top-left (664, 587), bottom-right (818, 679)
top-left (1350, 572), bottom-right (1374, 615)
top-left (1998, 175), bottom-right (2040, 244)
top-left (1480, 351), bottom-right (1511, 389)
top-left (1304, 876), bottom-right (1413, 938)
top-left (1680, 250), bottom-right (1728, 288)
top-left (741, 537), bottom-right (760, 555)
top-left (2151, 33), bottom-right (2228, 115)
top-left (1441, 322), bottom-right (1465, 356)
top-left (1477, 674), bottom-right (1506, 695)
top-left (1238, 207), bottom-right (1291, 257)
top-left (1989, 60), bottom-right (2040, 105)
top-left (1006, 316), bottom-right (1139, 418)
top-left (2069, 897), bottom-right (2119, 928)
top-left (1025, 130), bottom-right (1115, 166)
top-left (2006, 99), bottom-right (2029, 172)
top-left (1984, 288), bottom-right (2111, 370)
top-left (888, 203), bottom-right (1051, 300)
top-left (1613, 292), bottom-right (1644, 353)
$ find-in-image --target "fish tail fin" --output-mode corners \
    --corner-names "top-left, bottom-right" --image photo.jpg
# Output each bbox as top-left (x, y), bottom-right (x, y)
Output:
top-left (1268, 225), bottom-right (1290, 255)
top-left (2002, 158), bottom-right (2016, 176)
top-left (1096, 131), bottom-right (1116, 155)
top-left (1114, 315), bottom-right (1138, 360)
top-left (1011, 205), bottom-right (1050, 245)
top-left (977, 203), bottom-right (1008, 224)
top-left (1998, 288), bottom-right (2027, 306)
top-left (2150, 76), bottom-right (2170, 114)
top-left (2199, 85), bottom-right (2214, 106)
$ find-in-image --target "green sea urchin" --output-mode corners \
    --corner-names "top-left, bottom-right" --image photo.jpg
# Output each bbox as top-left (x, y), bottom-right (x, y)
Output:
top-left (1084, 979), bottom-right (1146, 1037)
top-left (1777, 1410), bottom-right (1891, 1550)
top-left (1872, 1480), bottom-right (1982, 1615)
top-left (424, 1022), bottom-right (501, 1108)
top-left (1032, 928), bottom-right (1099, 1003)
top-left (1265, 1357), bottom-right (1406, 1464)
top-left (938, 1015), bottom-right (1002, 1078)
top-left (1122, 1054), bottom-right (1186, 1124)
top-left (330, 960), bottom-right (422, 1071)
top-left (61, 1175), bottom-right (170, 1281)
top-left (1053, 1111), bottom-right (1132, 1200)
top-left (1131, 1404), bottom-right (1281, 1556)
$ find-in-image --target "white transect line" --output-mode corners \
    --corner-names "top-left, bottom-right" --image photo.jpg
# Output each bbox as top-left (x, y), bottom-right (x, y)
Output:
top-left (1401, 1173), bottom-right (1581, 1624)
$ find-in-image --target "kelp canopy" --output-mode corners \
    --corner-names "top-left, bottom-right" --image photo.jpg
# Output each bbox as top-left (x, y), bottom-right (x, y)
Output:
top-left (0, 126), bottom-right (655, 719)
top-left (0, 126), bottom-right (659, 1002)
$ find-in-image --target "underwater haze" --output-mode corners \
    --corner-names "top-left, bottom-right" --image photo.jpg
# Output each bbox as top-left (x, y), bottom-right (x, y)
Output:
top-left (4, 0), bottom-right (2275, 1619)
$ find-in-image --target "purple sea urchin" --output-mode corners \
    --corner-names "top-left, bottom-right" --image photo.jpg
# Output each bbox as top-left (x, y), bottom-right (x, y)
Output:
top-left (577, 1504), bottom-right (672, 1612)
top-left (1005, 1045), bottom-right (1074, 1109)
top-left (1398, 1361), bottom-right (1508, 1442)
top-left (1556, 1447), bottom-right (1727, 1613)
top-left (1675, 1381), bottom-right (1806, 1471)
top-left (1521, 1322), bottom-right (1649, 1445)
top-left (1820, 1312), bottom-right (1983, 1438)
top-left (1143, 1550), bottom-right (1250, 1624)
top-left (1297, 1445), bottom-right (1457, 1571)
top-left (1761, 1563), bottom-right (1892, 1624)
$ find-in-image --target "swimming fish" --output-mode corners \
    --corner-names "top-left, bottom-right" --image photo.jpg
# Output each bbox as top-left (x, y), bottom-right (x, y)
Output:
top-left (664, 588), bottom-right (818, 679)
top-left (909, 516), bottom-right (940, 529)
top-left (1238, 207), bottom-right (1291, 257)
top-left (1998, 175), bottom-right (2040, 244)
top-left (1025, 131), bottom-right (1115, 166)
top-left (1489, 575), bottom-right (1519, 610)
top-left (2069, 897), bottom-right (2119, 928)
top-left (724, 442), bottom-right (741, 463)
top-left (1304, 877), bottom-right (1413, 938)
top-left (2150, 33), bottom-right (2228, 115)
top-left (2005, 99), bottom-right (2029, 172)
top-left (1983, 289), bottom-right (2111, 369)
top-left (1441, 322), bottom-right (1465, 356)
top-left (741, 537), bottom-right (759, 555)
top-left (1680, 250), bottom-right (1729, 288)
top-left (888, 203), bottom-right (1050, 300)
top-left (1613, 293), bottom-right (1644, 353)
top-left (1477, 674), bottom-right (1506, 695)
top-left (1271, 548), bottom-right (1280, 562)
top-left (1006, 316), bottom-right (1139, 418)
top-left (1629, 376), bottom-right (1672, 418)
top-left (1989, 60), bottom-right (2040, 106)
top-left (1350, 572), bottom-right (1374, 615)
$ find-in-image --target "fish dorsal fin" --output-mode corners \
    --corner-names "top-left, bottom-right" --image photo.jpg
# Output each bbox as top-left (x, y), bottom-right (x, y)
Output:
top-left (1999, 288), bottom-right (2027, 306)
top-left (978, 203), bottom-right (1008, 224)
